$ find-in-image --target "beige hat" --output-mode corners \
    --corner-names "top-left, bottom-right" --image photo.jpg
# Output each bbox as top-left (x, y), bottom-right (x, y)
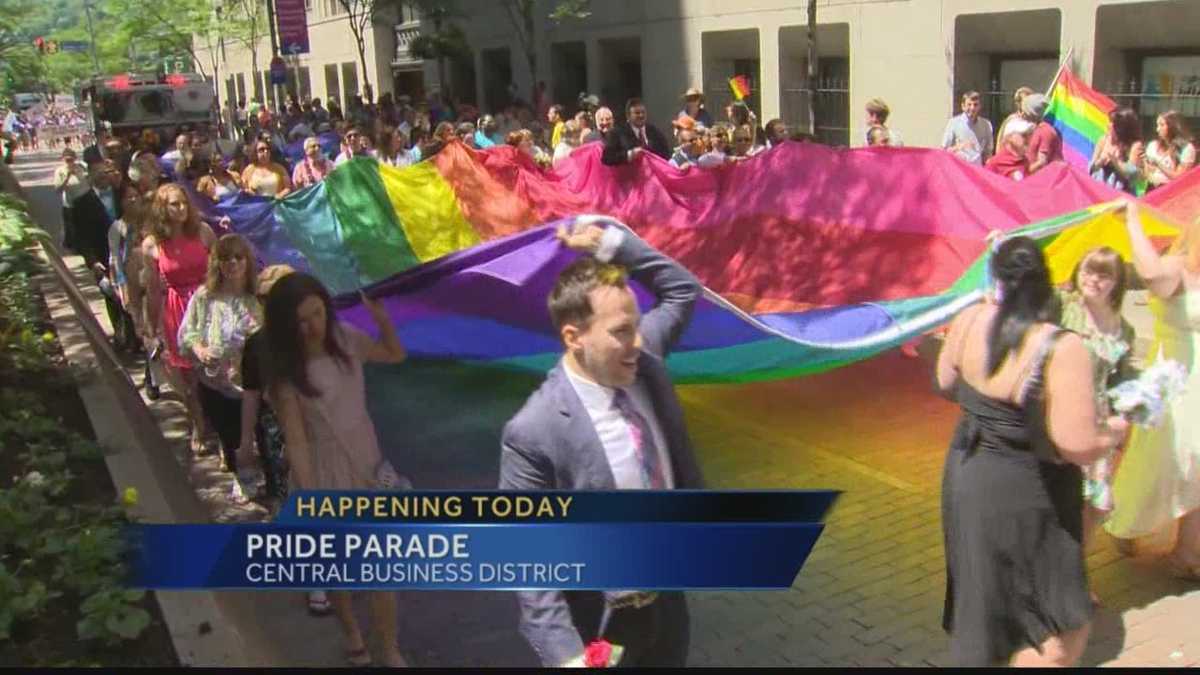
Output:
top-left (682, 87), bottom-right (704, 101)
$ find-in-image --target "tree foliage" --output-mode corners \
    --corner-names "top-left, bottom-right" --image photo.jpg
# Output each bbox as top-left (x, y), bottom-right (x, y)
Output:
top-left (501, 0), bottom-right (591, 100)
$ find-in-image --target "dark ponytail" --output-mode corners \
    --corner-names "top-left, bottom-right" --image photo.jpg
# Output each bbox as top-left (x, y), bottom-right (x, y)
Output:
top-left (986, 236), bottom-right (1060, 375)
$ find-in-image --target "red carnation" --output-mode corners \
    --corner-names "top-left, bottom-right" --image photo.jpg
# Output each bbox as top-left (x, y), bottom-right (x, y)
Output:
top-left (584, 640), bottom-right (613, 668)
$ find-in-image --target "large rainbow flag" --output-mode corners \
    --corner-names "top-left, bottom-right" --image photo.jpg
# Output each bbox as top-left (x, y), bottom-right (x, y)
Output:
top-left (1044, 66), bottom-right (1117, 174)
top-left (198, 142), bottom-right (1183, 383)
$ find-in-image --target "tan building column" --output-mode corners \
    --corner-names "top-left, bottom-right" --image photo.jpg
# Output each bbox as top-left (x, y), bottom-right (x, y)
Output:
top-left (758, 22), bottom-right (781, 123)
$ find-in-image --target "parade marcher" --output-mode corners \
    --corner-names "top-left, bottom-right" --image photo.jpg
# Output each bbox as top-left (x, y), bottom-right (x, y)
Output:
top-left (106, 185), bottom-right (149, 353)
top-left (986, 132), bottom-right (1030, 180)
top-left (292, 136), bottom-right (334, 189)
top-left (670, 127), bottom-right (705, 169)
top-left (864, 98), bottom-right (903, 147)
top-left (197, 158), bottom-right (242, 202)
top-left (241, 140), bottom-right (292, 198)
top-left (376, 128), bottom-right (412, 168)
top-left (266, 273), bottom-right (408, 667)
top-left (996, 86), bottom-right (1036, 147)
top-left (601, 98), bottom-right (671, 166)
top-left (1145, 110), bottom-right (1196, 190)
top-left (1054, 247), bottom-right (1137, 587)
top-left (577, 110), bottom-right (602, 145)
top-left (177, 234), bottom-right (262, 499)
top-left (678, 87), bottom-right (714, 129)
top-left (547, 104), bottom-right (567, 149)
top-left (1107, 202), bottom-right (1200, 579)
top-left (935, 236), bottom-right (1128, 666)
top-left (1022, 94), bottom-right (1063, 176)
top-left (552, 120), bottom-right (582, 167)
top-left (698, 125), bottom-right (734, 168)
top-left (765, 119), bottom-right (789, 148)
top-left (594, 107), bottom-right (615, 137)
top-left (54, 147), bottom-right (91, 252)
top-left (141, 184), bottom-right (217, 454)
top-left (474, 115), bottom-right (499, 149)
top-left (866, 125), bottom-right (892, 147)
top-left (499, 220), bottom-right (703, 667)
top-left (1089, 108), bottom-right (1145, 195)
top-left (941, 91), bottom-right (993, 166)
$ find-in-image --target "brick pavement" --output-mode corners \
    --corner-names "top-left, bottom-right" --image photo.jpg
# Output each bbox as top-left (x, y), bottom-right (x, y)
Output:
top-left (20, 150), bottom-right (1198, 667)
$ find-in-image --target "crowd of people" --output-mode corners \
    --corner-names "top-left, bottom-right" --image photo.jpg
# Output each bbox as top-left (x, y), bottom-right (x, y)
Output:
top-left (2, 104), bottom-right (91, 162)
top-left (51, 80), bottom-right (1200, 668)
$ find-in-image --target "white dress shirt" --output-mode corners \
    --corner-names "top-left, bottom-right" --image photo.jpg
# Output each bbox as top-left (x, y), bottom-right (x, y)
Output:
top-left (564, 363), bottom-right (675, 490)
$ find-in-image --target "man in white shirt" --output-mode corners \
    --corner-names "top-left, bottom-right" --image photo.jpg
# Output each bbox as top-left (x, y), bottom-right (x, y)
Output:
top-left (941, 91), bottom-right (994, 165)
top-left (499, 219), bottom-right (703, 667)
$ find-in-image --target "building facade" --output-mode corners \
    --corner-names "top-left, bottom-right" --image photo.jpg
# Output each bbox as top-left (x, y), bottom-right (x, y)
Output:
top-left (200, 0), bottom-right (1200, 147)
top-left (198, 0), bottom-right (428, 116)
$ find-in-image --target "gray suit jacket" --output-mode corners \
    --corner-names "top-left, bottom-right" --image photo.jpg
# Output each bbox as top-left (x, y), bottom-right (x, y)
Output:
top-left (498, 227), bottom-right (705, 665)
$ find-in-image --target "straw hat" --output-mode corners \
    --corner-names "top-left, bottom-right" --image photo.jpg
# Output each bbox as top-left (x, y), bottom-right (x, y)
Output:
top-left (682, 87), bottom-right (704, 101)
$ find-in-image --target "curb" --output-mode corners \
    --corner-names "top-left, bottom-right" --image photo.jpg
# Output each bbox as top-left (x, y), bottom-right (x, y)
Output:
top-left (34, 242), bottom-right (254, 667)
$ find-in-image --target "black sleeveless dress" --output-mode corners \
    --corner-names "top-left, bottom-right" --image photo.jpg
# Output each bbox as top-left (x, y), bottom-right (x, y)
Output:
top-left (941, 332), bottom-right (1093, 666)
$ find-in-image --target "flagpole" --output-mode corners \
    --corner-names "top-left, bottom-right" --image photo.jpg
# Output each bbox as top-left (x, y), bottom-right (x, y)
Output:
top-left (1045, 46), bottom-right (1076, 98)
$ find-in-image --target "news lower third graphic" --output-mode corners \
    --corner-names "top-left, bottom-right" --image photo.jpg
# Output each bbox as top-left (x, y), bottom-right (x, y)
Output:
top-left (129, 491), bottom-right (838, 591)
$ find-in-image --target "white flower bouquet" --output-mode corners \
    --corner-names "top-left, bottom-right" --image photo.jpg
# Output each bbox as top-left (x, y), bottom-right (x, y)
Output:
top-left (1107, 360), bottom-right (1188, 427)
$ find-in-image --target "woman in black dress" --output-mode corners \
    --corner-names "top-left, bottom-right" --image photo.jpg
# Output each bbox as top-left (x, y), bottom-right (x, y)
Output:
top-left (934, 237), bottom-right (1129, 666)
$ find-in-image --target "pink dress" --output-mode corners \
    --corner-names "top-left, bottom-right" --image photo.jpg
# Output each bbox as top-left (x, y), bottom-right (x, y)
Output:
top-left (157, 234), bottom-right (210, 370)
top-left (290, 324), bottom-right (385, 491)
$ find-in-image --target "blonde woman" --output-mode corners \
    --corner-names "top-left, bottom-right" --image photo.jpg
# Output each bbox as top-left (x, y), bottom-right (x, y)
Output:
top-left (1108, 202), bottom-right (1200, 579)
top-left (141, 183), bottom-right (216, 453)
top-left (551, 120), bottom-right (582, 167)
top-left (178, 234), bottom-right (262, 499)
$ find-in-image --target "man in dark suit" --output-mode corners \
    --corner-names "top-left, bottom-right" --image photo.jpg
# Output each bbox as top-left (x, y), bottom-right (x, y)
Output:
top-left (601, 98), bottom-right (671, 166)
top-left (73, 160), bottom-right (136, 352)
top-left (499, 217), bottom-right (704, 667)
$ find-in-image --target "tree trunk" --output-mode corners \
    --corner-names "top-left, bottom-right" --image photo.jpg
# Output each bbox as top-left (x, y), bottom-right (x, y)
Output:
top-left (358, 37), bottom-right (372, 102)
top-left (806, 0), bottom-right (818, 137)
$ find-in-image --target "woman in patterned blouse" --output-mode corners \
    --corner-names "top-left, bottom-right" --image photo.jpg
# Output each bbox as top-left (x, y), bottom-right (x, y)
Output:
top-left (177, 234), bottom-right (263, 502)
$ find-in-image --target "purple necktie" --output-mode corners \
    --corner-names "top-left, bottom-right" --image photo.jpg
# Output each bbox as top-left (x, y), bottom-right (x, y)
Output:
top-left (612, 388), bottom-right (666, 489)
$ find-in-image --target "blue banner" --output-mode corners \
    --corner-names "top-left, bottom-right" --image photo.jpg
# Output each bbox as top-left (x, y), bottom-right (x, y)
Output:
top-left (128, 492), bottom-right (836, 591)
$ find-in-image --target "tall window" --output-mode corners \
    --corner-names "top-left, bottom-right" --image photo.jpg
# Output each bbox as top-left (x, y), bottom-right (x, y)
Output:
top-left (324, 64), bottom-right (341, 108)
top-left (326, 0), bottom-right (344, 16)
top-left (341, 62), bottom-right (359, 105)
top-left (299, 67), bottom-right (312, 102)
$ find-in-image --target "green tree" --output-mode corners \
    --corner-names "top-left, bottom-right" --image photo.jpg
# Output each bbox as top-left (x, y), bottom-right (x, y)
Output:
top-left (408, 0), bottom-right (469, 101)
top-left (502, 0), bottom-right (590, 101)
top-left (0, 0), bottom-right (38, 62)
top-left (335, 0), bottom-right (398, 102)
top-left (226, 0), bottom-right (269, 103)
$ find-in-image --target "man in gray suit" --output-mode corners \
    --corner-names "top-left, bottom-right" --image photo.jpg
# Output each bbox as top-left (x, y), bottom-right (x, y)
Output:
top-left (499, 218), bottom-right (705, 667)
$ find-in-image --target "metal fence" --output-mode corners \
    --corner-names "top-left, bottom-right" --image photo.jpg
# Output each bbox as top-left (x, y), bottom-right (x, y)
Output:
top-left (781, 79), bottom-right (850, 146)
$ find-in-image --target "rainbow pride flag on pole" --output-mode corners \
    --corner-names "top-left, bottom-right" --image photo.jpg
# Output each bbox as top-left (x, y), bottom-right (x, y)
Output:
top-left (1044, 65), bottom-right (1117, 173)
top-left (729, 75), bottom-right (751, 101)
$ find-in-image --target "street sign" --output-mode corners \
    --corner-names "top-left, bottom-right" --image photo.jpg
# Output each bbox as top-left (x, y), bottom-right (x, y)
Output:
top-left (270, 57), bottom-right (287, 85)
